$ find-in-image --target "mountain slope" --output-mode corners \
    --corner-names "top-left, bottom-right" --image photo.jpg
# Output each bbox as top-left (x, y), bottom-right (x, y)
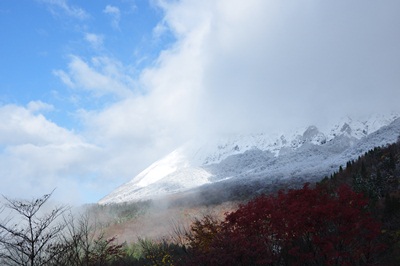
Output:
top-left (99, 114), bottom-right (400, 204)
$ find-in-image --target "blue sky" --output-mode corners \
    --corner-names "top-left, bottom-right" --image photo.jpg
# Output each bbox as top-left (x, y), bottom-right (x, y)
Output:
top-left (0, 0), bottom-right (174, 202)
top-left (1, 0), bottom-right (172, 127)
top-left (0, 0), bottom-right (399, 203)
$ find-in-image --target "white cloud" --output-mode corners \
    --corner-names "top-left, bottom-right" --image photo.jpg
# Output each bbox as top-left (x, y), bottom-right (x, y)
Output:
top-left (27, 100), bottom-right (54, 113)
top-left (148, 0), bottom-right (400, 135)
top-left (103, 5), bottom-right (121, 30)
top-left (54, 55), bottom-right (135, 98)
top-left (53, 69), bottom-right (75, 88)
top-left (0, 103), bottom-right (102, 202)
top-left (0, 103), bottom-right (79, 146)
top-left (84, 33), bottom-right (104, 50)
top-left (152, 22), bottom-right (168, 39)
top-left (103, 5), bottom-right (120, 15)
top-left (11, 0), bottom-right (400, 203)
top-left (38, 0), bottom-right (89, 20)
top-left (64, 0), bottom-right (400, 198)
top-left (63, 32), bottom-right (209, 185)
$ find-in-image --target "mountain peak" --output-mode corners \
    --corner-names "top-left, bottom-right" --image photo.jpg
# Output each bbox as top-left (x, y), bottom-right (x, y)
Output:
top-left (99, 114), bottom-right (400, 204)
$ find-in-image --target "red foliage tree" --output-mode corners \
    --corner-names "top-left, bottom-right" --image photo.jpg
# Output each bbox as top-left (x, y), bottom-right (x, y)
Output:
top-left (185, 184), bottom-right (384, 265)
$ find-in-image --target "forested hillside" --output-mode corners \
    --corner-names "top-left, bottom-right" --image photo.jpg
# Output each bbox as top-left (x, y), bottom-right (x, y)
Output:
top-left (320, 139), bottom-right (400, 225)
top-left (99, 139), bottom-right (400, 265)
top-left (1, 140), bottom-right (400, 265)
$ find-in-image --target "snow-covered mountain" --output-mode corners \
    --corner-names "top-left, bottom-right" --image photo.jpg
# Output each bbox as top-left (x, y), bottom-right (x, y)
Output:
top-left (99, 114), bottom-right (400, 204)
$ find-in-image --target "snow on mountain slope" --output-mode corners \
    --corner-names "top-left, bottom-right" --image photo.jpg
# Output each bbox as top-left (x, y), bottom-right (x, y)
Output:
top-left (99, 114), bottom-right (400, 204)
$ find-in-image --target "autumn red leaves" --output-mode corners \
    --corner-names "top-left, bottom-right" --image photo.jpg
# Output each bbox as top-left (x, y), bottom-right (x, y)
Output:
top-left (184, 184), bottom-right (383, 265)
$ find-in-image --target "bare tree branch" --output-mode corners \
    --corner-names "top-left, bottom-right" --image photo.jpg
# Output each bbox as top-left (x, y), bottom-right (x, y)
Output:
top-left (0, 189), bottom-right (69, 266)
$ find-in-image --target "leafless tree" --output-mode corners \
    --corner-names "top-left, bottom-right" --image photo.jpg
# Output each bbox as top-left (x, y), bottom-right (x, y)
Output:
top-left (49, 212), bottom-right (98, 266)
top-left (0, 190), bottom-right (68, 266)
top-left (48, 211), bottom-right (125, 266)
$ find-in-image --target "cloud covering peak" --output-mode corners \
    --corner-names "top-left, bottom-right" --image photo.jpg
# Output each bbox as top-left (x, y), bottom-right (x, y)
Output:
top-left (1, 0), bottom-right (399, 203)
